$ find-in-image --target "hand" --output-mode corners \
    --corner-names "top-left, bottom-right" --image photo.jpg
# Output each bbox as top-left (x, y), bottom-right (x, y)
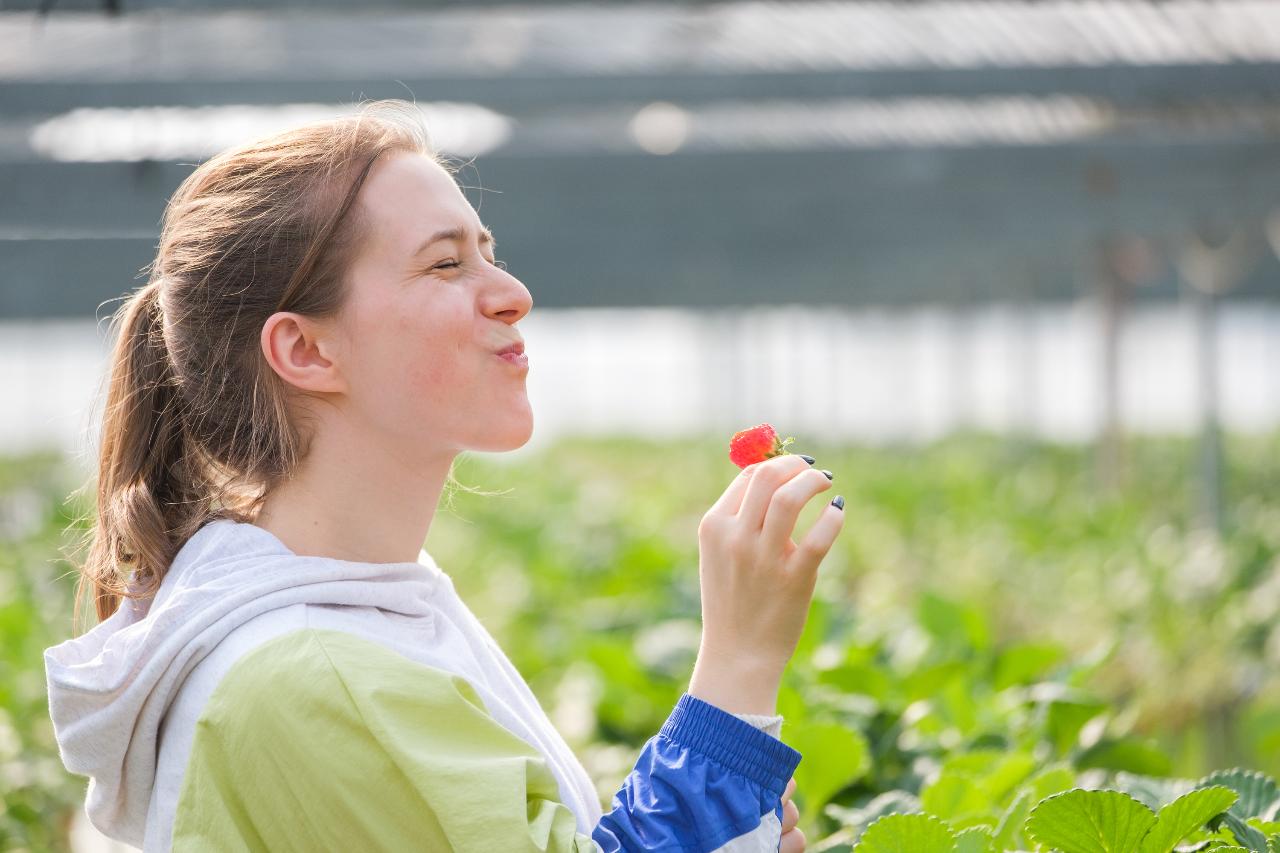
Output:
top-left (780, 776), bottom-right (805, 853)
top-left (689, 454), bottom-right (845, 714)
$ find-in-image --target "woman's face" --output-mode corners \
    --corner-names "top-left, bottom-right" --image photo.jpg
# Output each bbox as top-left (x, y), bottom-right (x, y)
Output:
top-left (334, 151), bottom-right (533, 456)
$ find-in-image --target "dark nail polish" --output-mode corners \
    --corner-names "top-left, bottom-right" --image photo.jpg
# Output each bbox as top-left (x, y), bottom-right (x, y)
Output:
top-left (798, 454), bottom-right (816, 465)
top-left (820, 469), bottom-right (834, 480)
top-left (831, 495), bottom-right (845, 510)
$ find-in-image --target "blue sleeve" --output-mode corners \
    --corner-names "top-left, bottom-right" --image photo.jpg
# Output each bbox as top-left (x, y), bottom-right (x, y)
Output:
top-left (591, 693), bottom-right (803, 853)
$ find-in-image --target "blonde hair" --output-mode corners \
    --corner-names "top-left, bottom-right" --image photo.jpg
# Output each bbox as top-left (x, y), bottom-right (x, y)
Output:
top-left (74, 100), bottom-right (494, 631)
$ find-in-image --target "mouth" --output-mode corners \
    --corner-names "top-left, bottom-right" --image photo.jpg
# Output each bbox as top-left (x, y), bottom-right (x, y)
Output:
top-left (494, 341), bottom-right (525, 356)
top-left (495, 340), bottom-right (529, 368)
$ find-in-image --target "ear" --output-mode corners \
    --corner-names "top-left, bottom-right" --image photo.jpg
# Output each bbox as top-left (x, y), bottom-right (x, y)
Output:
top-left (260, 311), bottom-right (346, 394)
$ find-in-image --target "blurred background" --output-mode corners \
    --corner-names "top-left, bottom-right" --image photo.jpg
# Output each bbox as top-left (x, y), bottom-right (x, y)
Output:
top-left (2, 0), bottom-right (1279, 850)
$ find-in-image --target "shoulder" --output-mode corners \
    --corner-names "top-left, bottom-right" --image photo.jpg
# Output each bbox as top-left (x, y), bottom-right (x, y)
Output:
top-left (200, 627), bottom-right (488, 730)
top-left (170, 628), bottom-right (581, 850)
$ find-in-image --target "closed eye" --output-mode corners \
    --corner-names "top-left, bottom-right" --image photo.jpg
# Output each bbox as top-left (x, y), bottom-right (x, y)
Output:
top-left (431, 257), bottom-right (506, 272)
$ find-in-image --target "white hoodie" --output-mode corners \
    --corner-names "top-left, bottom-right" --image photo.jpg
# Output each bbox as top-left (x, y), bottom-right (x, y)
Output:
top-left (45, 514), bottom-right (783, 845)
top-left (42, 519), bottom-right (610, 849)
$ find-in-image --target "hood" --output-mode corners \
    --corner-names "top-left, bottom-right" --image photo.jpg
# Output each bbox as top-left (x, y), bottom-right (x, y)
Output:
top-left (43, 518), bottom-right (446, 846)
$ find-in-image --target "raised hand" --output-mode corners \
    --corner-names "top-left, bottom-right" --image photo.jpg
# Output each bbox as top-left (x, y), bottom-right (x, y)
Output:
top-left (690, 453), bottom-right (845, 715)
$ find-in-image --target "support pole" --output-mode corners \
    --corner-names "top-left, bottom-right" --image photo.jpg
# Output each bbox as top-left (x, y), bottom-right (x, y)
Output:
top-left (1176, 221), bottom-right (1265, 534)
top-left (1095, 254), bottom-right (1128, 494)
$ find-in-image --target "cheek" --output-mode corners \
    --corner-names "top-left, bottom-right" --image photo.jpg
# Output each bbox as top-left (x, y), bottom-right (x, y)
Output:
top-left (403, 353), bottom-right (451, 395)
top-left (341, 297), bottom-right (430, 405)
top-left (342, 282), bottom-right (477, 415)
top-left (393, 309), bottom-right (472, 397)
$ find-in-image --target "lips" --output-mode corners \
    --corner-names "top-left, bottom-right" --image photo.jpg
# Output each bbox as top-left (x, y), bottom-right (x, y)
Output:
top-left (495, 341), bottom-right (525, 356)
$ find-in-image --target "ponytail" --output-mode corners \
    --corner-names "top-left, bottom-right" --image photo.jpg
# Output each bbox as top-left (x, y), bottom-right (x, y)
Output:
top-left (76, 281), bottom-right (200, 630)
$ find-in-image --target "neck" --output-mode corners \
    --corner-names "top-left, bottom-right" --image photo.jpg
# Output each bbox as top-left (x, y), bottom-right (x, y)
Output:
top-left (254, 414), bottom-right (454, 565)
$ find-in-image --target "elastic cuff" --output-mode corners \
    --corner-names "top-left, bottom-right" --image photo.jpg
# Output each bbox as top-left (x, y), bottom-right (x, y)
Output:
top-left (659, 693), bottom-right (801, 796)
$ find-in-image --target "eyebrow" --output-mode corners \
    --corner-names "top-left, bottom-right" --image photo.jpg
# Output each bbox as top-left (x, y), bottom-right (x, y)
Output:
top-left (412, 224), bottom-right (495, 257)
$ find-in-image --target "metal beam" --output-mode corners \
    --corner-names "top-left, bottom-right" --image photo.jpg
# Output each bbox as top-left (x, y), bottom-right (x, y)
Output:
top-left (2, 0), bottom-right (715, 7)
top-left (4, 140), bottom-right (1279, 318)
top-left (5, 65), bottom-right (1280, 120)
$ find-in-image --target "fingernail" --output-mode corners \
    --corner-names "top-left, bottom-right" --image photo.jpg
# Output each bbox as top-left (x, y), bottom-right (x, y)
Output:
top-left (798, 454), bottom-right (816, 465)
top-left (831, 495), bottom-right (845, 510)
top-left (820, 469), bottom-right (834, 480)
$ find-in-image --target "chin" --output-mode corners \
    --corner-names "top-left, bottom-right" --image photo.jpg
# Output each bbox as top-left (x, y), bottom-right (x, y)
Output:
top-left (471, 410), bottom-right (535, 452)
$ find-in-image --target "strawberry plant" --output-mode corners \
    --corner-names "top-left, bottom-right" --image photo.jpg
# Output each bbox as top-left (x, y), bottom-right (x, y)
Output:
top-left (827, 771), bottom-right (1280, 852)
top-left (5, 431), bottom-right (1280, 851)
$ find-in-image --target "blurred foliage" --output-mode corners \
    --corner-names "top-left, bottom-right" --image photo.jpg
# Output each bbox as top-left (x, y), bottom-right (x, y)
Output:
top-left (1, 452), bottom-right (87, 852)
top-left (4, 431), bottom-right (1279, 850)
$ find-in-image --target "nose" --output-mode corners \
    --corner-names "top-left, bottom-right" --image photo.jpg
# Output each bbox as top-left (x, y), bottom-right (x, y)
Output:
top-left (486, 264), bottom-right (533, 322)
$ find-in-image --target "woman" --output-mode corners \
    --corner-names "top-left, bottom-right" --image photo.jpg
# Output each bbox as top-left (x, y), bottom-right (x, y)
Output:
top-left (43, 100), bottom-right (845, 852)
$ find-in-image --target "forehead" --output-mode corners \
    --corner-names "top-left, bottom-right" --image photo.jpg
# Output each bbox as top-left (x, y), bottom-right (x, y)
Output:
top-left (356, 151), bottom-right (478, 253)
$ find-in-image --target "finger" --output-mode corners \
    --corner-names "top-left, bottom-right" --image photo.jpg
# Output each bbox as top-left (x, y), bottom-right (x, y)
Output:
top-left (737, 454), bottom-right (814, 530)
top-left (784, 494), bottom-right (846, 580)
top-left (760, 468), bottom-right (834, 557)
top-left (705, 459), bottom-right (762, 519)
top-left (780, 827), bottom-right (806, 853)
top-left (782, 776), bottom-right (796, 802)
top-left (781, 797), bottom-right (800, 834)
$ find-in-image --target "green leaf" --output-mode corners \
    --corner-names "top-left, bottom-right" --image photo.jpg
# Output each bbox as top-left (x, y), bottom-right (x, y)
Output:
top-left (1076, 738), bottom-right (1173, 777)
top-left (952, 826), bottom-right (995, 853)
top-left (786, 721), bottom-right (871, 816)
top-left (1026, 765), bottom-right (1080, 803)
top-left (1046, 699), bottom-right (1108, 755)
top-left (1140, 786), bottom-right (1239, 853)
top-left (817, 661), bottom-right (893, 703)
top-left (976, 752), bottom-right (1039, 806)
top-left (1025, 789), bottom-right (1157, 853)
top-left (1219, 812), bottom-right (1271, 852)
top-left (922, 773), bottom-right (987, 823)
top-left (918, 591), bottom-right (990, 652)
top-left (992, 790), bottom-right (1033, 851)
top-left (993, 642), bottom-right (1066, 690)
top-left (1113, 772), bottom-right (1197, 811)
top-left (825, 791), bottom-right (922, 834)
top-left (923, 750), bottom-right (1039, 821)
top-left (1198, 770), bottom-right (1280, 820)
top-left (856, 813), bottom-right (956, 853)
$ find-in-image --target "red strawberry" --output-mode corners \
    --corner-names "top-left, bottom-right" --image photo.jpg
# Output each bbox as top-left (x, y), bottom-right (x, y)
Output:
top-left (728, 423), bottom-right (796, 469)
